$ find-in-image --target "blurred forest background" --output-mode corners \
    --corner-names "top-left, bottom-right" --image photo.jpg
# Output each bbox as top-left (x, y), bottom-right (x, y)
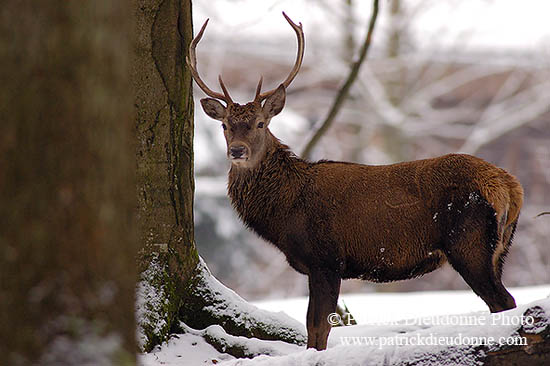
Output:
top-left (192, 0), bottom-right (550, 300)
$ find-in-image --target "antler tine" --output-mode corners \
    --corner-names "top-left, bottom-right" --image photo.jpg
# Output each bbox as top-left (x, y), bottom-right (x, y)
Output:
top-left (186, 19), bottom-right (230, 103)
top-left (254, 76), bottom-right (263, 102)
top-left (218, 75), bottom-right (234, 105)
top-left (258, 12), bottom-right (305, 101)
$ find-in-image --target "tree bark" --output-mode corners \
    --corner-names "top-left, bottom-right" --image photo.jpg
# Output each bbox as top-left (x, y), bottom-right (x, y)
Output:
top-left (134, 0), bottom-right (199, 351)
top-left (0, 1), bottom-right (136, 364)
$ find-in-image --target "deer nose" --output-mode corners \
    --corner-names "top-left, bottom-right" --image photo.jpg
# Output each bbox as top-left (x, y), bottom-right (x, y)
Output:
top-left (230, 145), bottom-right (246, 158)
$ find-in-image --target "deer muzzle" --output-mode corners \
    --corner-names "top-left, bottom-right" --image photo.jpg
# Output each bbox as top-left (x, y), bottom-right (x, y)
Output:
top-left (228, 144), bottom-right (249, 161)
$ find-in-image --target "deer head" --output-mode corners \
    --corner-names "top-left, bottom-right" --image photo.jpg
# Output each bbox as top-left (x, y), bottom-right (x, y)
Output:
top-left (187, 12), bottom-right (304, 168)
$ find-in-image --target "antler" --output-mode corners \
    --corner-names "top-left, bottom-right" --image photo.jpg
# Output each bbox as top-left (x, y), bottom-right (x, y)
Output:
top-left (255, 12), bottom-right (305, 102)
top-left (187, 19), bottom-right (233, 105)
top-left (188, 12), bottom-right (304, 105)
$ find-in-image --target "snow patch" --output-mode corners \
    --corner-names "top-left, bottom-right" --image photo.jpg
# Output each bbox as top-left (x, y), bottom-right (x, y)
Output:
top-left (219, 296), bottom-right (550, 365)
top-left (142, 286), bottom-right (550, 365)
top-left (136, 253), bottom-right (170, 350)
top-left (139, 331), bottom-right (234, 366)
top-left (196, 258), bottom-right (307, 343)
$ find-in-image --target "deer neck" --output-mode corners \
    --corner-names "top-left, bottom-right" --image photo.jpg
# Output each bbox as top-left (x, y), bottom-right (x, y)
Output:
top-left (227, 131), bottom-right (306, 227)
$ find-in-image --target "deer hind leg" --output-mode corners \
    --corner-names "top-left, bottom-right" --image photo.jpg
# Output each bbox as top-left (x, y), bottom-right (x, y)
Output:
top-left (444, 200), bottom-right (516, 313)
top-left (493, 219), bottom-right (518, 282)
top-left (306, 269), bottom-right (341, 350)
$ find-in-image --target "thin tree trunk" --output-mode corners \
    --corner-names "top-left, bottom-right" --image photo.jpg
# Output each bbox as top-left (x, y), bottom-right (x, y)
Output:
top-left (0, 1), bottom-right (136, 364)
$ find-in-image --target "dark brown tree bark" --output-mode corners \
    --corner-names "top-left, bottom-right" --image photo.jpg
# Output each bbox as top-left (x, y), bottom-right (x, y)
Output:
top-left (0, 1), bottom-right (136, 364)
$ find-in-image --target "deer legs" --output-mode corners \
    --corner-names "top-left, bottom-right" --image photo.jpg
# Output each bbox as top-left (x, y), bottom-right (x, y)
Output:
top-left (306, 269), bottom-right (341, 350)
top-left (444, 207), bottom-right (516, 313)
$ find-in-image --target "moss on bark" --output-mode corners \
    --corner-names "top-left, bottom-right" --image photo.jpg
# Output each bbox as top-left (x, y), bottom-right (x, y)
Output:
top-left (134, 0), bottom-right (198, 350)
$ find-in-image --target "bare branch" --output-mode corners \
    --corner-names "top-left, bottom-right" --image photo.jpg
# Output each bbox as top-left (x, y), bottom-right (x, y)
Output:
top-left (301, 0), bottom-right (380, 159)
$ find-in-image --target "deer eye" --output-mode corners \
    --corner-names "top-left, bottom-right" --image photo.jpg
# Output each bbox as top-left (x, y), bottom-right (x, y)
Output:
top-left (257, 122), bottom-right (265, 129)
top-left (222, 124), bottom-right (227, 130)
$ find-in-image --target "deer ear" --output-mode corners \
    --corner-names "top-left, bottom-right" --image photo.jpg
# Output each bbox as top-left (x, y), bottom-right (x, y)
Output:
top-left (201, 98), bottom-right (227, 121)
top-left (262, 84), bottom-right (286, 119)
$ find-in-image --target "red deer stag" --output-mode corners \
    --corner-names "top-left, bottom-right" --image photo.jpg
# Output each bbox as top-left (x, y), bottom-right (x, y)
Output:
top-left (187, 13), bottom-right (524, 351)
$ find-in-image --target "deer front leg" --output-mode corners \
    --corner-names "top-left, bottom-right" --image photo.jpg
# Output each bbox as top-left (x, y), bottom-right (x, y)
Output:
top-left (306, 269), bottom-right (341, 350)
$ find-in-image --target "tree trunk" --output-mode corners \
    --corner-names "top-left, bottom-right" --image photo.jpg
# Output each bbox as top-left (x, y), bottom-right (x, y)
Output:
top-left (134, 0), bottom-right (306, 353)
top-left (134, 0), bottom-right (199, 351)
top-left (0, 1), bottom-right (136, 364)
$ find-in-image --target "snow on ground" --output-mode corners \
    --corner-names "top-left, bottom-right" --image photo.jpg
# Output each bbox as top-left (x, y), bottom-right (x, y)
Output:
top-left (139, 331), bottom-right (235, 366)
top-left (254, 285), bottom-right (550, 326)
top-left (139, 285), bottom-right (550, 366)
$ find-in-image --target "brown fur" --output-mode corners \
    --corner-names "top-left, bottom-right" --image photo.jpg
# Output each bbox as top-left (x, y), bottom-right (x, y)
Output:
top-left (197, 74), bottom-right (524, 352)
top-left (225, 129), bottom-right (523, 350)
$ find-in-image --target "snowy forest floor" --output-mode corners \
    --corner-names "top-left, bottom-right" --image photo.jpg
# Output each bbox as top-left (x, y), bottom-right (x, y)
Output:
top-left (139, 285), bottom-right (550, 365)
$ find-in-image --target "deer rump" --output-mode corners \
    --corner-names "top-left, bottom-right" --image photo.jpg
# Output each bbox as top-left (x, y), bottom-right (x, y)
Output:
top-left (229, 151), bottom-right (522, 284)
